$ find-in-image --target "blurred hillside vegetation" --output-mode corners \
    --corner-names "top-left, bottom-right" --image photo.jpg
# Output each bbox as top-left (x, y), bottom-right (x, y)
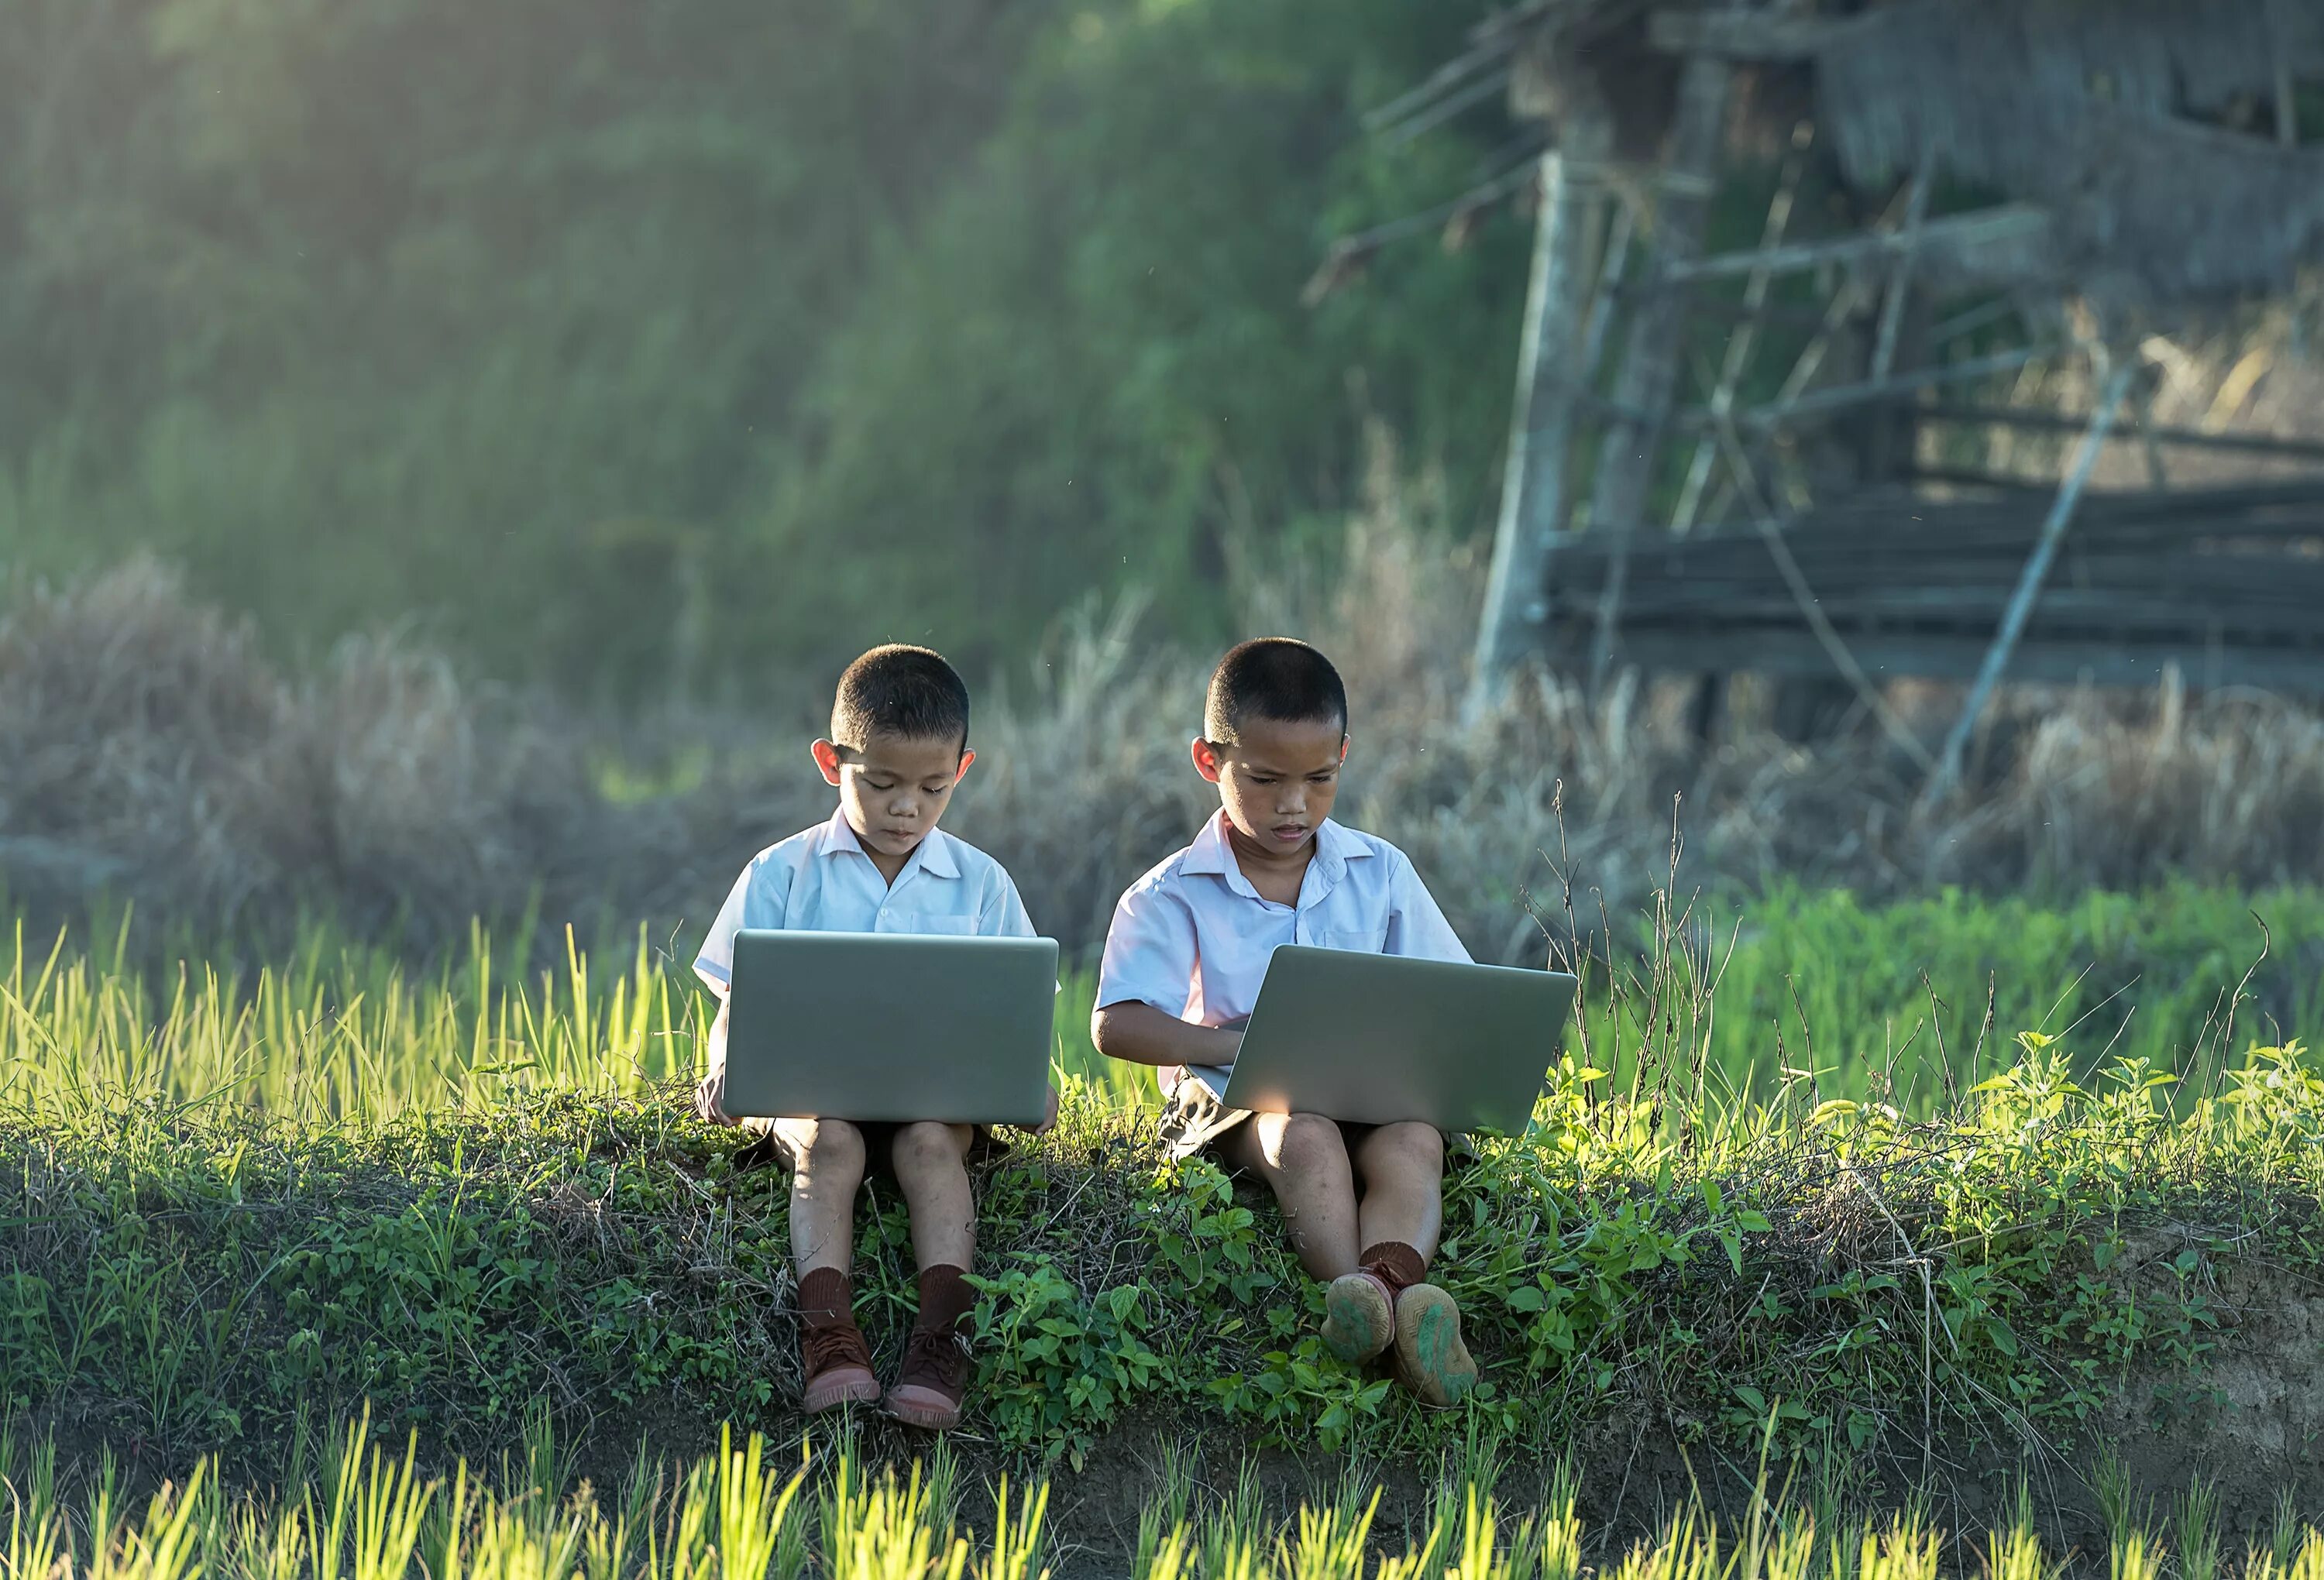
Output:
top-left (0, 0), bottom-right (1532, 699)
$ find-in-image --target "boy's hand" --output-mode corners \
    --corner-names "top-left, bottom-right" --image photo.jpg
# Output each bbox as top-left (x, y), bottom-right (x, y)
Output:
top-left (1216, 1015), bottom-right (1250, 1066)
top-left (1033, 1081), bottom-right (1061, 1134)
top-left (695, 1073), bottom-right (736, 1127)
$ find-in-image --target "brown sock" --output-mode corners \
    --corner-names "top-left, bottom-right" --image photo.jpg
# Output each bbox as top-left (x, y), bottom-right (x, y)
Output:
top-left (798, 1266), bottom-right (855, 1330)
top-left (1359, 1242), bottom-right (1428, 1297)
top-left (913, 1264), bottom-right (976, 1336)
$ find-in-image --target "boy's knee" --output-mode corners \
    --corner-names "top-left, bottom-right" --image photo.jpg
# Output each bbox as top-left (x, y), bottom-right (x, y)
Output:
top-left (891, 1121), bottom-right (969, 1176)
top-left (1372, 1121), bottom-right (1445, 1175)
top-left (1265, 1112), bottom-right (1346, 1174)
top-left (786, 1118), bottom-right (867, 1178)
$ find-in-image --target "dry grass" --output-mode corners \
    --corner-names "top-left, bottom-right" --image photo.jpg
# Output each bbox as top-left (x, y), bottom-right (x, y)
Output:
top-left (6, 495), bottom-right (2324, 966)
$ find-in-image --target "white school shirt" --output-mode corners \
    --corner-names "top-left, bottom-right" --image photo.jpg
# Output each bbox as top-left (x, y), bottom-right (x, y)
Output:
top-left (693, 808), bottom-right (1036, 993)
top-left (1095, 812), bottom-right (1470, 1091)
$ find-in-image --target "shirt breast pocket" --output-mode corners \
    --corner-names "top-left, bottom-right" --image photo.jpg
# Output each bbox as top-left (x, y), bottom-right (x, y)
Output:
top-left (1315, 925), bottom-right (1388, 954)
top-left (904, 914), bottom-right (981, 936)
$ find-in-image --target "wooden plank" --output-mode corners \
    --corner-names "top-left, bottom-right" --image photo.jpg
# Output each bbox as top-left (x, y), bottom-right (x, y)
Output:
top-left (1580, 23), bottom-right (1737, 690)
top-left (1657, 205), bottom-right (2052, 286)
top-left (1676, 345), bottom-right (2049, 433)
top-left (1564, 628), bottom-right (2324, 694)
top-left (1920, 404), bottom-right (2324, 462)
top-left (1645, 9), bottom-right (1855, 60)
top-left (1469, 132), bottom-right (1613, 720)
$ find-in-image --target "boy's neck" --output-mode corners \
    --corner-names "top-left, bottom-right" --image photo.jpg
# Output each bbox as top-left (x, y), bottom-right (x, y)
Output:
top-left (1225, 817), bottom-right (1316, 900)
top-left (847, 812), bottom-right (919, 887)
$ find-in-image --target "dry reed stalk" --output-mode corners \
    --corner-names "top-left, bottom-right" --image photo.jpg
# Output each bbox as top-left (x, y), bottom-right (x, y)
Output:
top-left (9, 514), bottom-right (2324, 970)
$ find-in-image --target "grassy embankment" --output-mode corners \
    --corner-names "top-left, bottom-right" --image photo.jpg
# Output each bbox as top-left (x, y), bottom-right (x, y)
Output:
top-left (3, 883), bottom-right (2319, 1510)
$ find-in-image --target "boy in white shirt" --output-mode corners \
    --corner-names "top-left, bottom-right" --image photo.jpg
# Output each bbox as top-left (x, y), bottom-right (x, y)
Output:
top-left (693, 644), bottom-right (1050, 1431)
top-left (1090, 638), bottom-right (1478, 1406)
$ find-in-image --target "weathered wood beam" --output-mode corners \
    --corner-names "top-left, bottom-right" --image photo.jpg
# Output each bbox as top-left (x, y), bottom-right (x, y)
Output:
top-left (1658, 205), bottom-right (2054, 287)
top-left (1583, 23), bottom-right (1738, 692)
top-left (1645, 9), bottom-right (1855, 60)
top-left (1671, 345), bottom-right (2049, 434)
top-left (1468, 125), bottom-right (1614, 722)
top-left (1363, 33), bottom-right (1518, 134)
top-left (1573, 629), bottom-right (2324, 695)
top-left (1920, 404), bottom-right (2324, 462)
top-left (1921, 360), bottom-right (2137, 807)
top-left (1672, 122), bottom-right (1813, 536)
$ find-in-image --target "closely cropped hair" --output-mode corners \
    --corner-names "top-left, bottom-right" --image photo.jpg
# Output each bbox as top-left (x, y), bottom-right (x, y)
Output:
top-left (831, 645), bottom-right (971, 750)
top-left (1204, 638), bottom-right (1348, 744)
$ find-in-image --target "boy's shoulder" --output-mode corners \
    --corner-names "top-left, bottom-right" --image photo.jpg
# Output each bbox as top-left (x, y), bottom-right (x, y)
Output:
top-left (1119, 816), bottom-right (1219, 902)
top-left (919, 826), bottom-right (1021, 888)
top-left (1314, 819), bottom-right (1411, 870)
top-left (1116, 816), bottom-right (1411, 907)
top-left (735, 813), bottom-right (847, 876)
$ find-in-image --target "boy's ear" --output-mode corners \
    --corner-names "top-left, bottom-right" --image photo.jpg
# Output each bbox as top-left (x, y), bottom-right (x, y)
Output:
top-left (1191, 737), bottom-right (1224, 784)
top-left (954, 747), bottom-right (977, 783)
top-left (811, 738), bottom-right (845, 787)
top-left (1339, 734), bottom-right (1349, 764)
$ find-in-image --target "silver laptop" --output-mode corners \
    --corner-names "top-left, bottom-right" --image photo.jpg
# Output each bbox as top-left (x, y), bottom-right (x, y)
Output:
top-left (724, 930), bottom-right (1058, 1126)
top-left (1188, 946), bottom-right (1578, 1135)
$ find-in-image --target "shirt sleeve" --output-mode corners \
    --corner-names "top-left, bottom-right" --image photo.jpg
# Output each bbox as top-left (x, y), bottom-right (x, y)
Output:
top-left (1384, 853), bottom-right (1471, 964)
top-left (978, 869), bottom-right (1038, 938)
top-left (1095, 875), bottom-right (1202, 1018)
top-left (693, 854), bottom-right (789, 991)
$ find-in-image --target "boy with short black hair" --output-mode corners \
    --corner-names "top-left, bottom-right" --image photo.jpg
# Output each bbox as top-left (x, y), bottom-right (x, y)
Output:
top-left (694, 644), bottom-right (1050, 1431)
top-left (1090, 637), bottom-right (1479, 1406)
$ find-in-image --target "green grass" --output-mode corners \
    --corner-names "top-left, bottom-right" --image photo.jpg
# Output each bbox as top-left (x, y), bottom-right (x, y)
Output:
top-left (10, 1414), bottom-right (2324, 1580)
top-left (5, 889), bottom-right (2324, 1493)
top-left (1562, 881), bottom-right (2320, 1110)
top-left (7, 881), bottom-right (2318, 1121)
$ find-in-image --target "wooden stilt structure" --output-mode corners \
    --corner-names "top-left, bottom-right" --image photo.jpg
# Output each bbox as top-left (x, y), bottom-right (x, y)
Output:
top-left (1347, 0), bottom-right (2324, 792)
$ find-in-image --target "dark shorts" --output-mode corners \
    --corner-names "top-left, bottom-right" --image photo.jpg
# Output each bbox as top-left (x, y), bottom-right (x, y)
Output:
top-left (733, 1117), bottom-right (1009, 1177)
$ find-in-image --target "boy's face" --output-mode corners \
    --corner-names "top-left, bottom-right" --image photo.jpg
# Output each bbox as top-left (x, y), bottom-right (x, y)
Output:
top-left (812, 730), bottom-right (974, 862)
top-left (1191, 715), bottom-right (1346, 857)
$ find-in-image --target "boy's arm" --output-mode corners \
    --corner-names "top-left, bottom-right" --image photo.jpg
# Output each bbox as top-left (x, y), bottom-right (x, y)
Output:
top-left (978, 870), bottom-right (1039, 938)
top-left (695, 991), bottom-right (735, 1125)
top-left (692, 854), bottom-right (784, 1126)
top-left (1089, 875), bottom-right (1226, 1066)
top-left (1091, 1000), bottom-right (1243, 1069)
top-left (1384, 851), bottom-right (1473, 963)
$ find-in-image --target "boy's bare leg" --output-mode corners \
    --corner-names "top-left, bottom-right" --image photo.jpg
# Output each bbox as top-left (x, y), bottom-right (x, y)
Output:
top-left (771, 1117), bottom-right (879, 1412)
top-left (774, 1117), bottom-right (866, 1274)
top-left (1351, 1121), bottom-right (1445, 1261)
top-left (889, 1121), bottom-right (978, 1271)
top-left (1353, 1121), bottom-right (1472, 1406)
top-left (886, 1121), bottom-right (979, 1430)
top-left (1221, 1112), bottom-right (1362, 1280)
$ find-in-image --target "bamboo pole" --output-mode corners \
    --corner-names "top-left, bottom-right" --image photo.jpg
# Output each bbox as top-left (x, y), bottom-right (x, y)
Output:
top-left (1705, 408), bottom-right (1937, 772)
top-left (1670, 122), bottom-right (1813, 536)
top-left (1467, 121), bottom-right (1615, 722)
top-left (1919, 359), bottom-right (2139, 808)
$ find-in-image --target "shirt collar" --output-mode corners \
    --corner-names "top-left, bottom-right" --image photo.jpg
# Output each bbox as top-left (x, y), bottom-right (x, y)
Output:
top-left (1182, 810), bottom-right (1370, 892)
top-left (819, 808), bottom-right (960, 880)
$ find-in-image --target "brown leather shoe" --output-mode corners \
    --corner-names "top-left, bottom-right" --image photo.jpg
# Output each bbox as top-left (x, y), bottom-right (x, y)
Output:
top-left (884, 1324), bottom-right (971, 1430)
top-left (799, 1321), bottom-right (880, 1413)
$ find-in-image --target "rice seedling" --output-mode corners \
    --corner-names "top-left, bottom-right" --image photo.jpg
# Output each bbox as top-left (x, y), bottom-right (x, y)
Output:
top-left (0, 1422), bottom-right (2212, 1580)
